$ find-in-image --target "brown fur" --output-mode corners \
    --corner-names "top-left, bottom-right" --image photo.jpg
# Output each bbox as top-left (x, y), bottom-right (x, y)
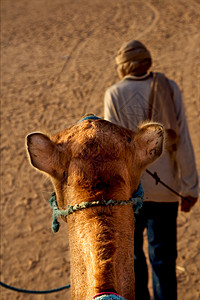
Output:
top-left (26, 118), bottom-right (164, 300)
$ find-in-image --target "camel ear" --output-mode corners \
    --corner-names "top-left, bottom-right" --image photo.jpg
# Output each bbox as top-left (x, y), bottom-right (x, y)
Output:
top-left (134, 123), bottom-right (164, 168)
top-left (26, 133), bottom-right (58, 176)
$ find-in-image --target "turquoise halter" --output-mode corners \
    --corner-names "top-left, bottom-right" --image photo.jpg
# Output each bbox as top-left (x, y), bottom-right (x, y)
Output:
top-left (49, 182), bottom-right (144, 233)
top-left (78, 114), bottom-right (102, 122)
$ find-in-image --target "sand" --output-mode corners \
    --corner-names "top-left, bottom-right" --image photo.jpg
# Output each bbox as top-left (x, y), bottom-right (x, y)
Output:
top-left (1, 0), bottom-right (200, 299)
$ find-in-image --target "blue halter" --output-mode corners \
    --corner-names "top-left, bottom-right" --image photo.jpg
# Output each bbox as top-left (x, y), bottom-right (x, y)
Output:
top-left (78, 115), bottom-right (102, 122)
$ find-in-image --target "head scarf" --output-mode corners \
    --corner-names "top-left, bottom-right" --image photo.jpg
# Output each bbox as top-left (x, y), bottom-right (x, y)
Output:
top-left (116, 40), bottom-right (152, 75)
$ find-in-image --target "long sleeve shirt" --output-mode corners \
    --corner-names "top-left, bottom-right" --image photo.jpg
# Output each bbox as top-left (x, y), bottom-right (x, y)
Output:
top-left (104, 74), bottom-right (199, 202)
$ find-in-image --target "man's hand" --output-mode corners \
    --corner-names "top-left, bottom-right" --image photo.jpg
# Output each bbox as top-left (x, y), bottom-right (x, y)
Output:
top-left (181, 196), bottom-right (198, 212)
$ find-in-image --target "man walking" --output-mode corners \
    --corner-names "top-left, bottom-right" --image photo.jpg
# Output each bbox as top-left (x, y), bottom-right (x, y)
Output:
top-left (104, 40), bottom-right (199, 300)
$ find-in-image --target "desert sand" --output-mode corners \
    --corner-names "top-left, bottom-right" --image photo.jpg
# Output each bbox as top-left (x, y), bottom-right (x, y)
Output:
top-left (1, 0), bottom-right (200, 299)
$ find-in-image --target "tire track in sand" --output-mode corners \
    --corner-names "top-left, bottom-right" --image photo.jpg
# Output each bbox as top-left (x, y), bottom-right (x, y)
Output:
top-left (134, 2), bottom-right (159, 40)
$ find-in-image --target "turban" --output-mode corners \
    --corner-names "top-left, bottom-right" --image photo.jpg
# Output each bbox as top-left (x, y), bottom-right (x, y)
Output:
top-left (115, 40), bottom-right (152, 76)
top-left (116, 40), bottom-right (152, 65)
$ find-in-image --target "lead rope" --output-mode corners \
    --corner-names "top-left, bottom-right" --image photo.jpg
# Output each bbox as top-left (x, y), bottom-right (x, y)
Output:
top-left (146, 169), bottom-right (189, 202)
top-left (0, 281), bottom-right (70, 294)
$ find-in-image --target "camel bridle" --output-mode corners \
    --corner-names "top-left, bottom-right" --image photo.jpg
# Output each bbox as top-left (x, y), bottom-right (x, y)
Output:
top-left (49, 182), bottom-right (144, 233)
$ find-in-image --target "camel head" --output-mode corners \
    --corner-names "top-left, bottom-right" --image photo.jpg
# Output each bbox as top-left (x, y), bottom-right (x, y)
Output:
top-left (26, 117), bottom-right (164, 211)
top-left (26, 116), bottom-right (164, 300)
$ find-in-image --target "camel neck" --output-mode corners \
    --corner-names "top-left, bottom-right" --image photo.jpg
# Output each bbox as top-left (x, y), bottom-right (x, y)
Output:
top-left (68, 205), bottom-right (135, 298)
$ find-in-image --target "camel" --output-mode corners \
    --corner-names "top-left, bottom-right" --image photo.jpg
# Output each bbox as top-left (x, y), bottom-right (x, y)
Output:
top-left (26, 115), bottom-right (164, 300)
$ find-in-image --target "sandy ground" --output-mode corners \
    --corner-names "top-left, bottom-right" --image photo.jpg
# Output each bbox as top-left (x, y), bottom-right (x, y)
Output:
top-left (1, 0), bottom-right (200, 299)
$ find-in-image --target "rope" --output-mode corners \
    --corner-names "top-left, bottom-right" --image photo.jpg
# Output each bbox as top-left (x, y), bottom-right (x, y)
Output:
top-left (49, 182), bottom-right (144, 233)
top-left (145, 169), bottom-right (190, 202)
top-left (0, 281), bottom-right (70, 294)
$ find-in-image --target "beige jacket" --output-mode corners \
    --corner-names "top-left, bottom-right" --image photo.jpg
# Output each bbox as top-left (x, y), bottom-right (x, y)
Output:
top-left (104, 74), bottom-right (199, 202)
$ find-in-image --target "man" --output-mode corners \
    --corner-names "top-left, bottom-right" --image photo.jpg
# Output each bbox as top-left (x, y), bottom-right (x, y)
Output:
top-left (104, 40), bottom-right (199, 300)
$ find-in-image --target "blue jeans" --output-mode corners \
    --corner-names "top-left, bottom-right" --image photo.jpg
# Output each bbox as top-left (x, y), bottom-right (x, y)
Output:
top-left (134, 202), bottom-right (178, 300)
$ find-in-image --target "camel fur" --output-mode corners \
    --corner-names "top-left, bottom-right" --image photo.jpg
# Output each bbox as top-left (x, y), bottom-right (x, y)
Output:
top-left (26, 117), bottom-right (164, 300)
